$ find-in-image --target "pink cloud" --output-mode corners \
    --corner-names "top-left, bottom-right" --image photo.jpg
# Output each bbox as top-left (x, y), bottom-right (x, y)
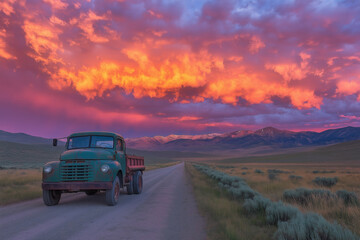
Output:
top-left (1, 0), bottom-right (360, 138)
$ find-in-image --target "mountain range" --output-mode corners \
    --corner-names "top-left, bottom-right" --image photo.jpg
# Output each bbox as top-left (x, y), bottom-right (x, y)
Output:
top-left (0, 130), bottom-right (52, 144)
top-left (125, 126), bottom-right (360, 151)
top-left (2, 126), bottom-right (360, 153)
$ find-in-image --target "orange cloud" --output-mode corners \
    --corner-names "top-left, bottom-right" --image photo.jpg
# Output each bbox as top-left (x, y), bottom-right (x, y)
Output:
top-left (77, 10), bottom-right (111, 43)
top-left (340, 115), bottom-right (360, 121)
top-left (0, 0), bottom-right (16, 16)
top-left (0, 30), bottom-right (16, 60)
top-left (249, 36), bottom-right (265, 53)
top-left (337, 80), bottom-right (360, 99)
top-left (205, 71), bottom-right (322, 109)
top-left (266, 52), bottom-right (323, 83)
top-left (49, 53), bottom-right (322, 109)
top-left (43, 0), bottom-right (68, 10)
top-left (7, 0), bottom-right (357, 112)
top-left (22, 19), bottom-right (64, 66)
top-left (50, 49), bottom-right (225, 100)
top-left (166, 116), bottom-right (202, 121)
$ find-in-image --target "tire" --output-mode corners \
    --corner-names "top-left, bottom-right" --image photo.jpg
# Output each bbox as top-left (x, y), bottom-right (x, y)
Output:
top-left (133, 171), bottom-right (143, 194)
top-left (106, 176), bottom-right (120, 206)
top-left (85, 190), bottom-right (98, 196)
top-left (127, 175), bottom-right (134, 195)
top-left (43, 190), bottom-right (61, 206)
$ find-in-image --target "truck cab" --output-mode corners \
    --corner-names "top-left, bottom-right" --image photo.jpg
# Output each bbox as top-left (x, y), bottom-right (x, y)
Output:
top-left (42, 132), bottom-right (145, 206)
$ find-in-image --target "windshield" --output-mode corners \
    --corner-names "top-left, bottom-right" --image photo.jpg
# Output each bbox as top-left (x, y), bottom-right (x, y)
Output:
top-left (67, 136), bottom-right (114, 149)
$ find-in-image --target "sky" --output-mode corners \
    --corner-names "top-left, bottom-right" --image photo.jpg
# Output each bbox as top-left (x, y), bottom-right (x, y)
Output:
top-left (0, 0), bottom-right (360, 138)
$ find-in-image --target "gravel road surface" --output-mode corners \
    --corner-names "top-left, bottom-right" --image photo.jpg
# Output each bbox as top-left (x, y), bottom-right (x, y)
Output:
top-left (0, 162), bottom-right (206, 240)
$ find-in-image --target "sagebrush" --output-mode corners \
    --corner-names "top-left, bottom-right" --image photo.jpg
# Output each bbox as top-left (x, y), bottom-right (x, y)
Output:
top-left (193, 164), bottom-right (359, 240)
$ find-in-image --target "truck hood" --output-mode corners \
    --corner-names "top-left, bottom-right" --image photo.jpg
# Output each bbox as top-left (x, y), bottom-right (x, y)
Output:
top-left (60, 148), bottom-right (115, 161)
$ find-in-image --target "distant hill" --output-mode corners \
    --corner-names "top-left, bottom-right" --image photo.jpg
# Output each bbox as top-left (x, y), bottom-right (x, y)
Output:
top-left (0, 130), bottom-right (52, 144)
top-left (0, 140), bottom-right (64, 168)
top-left (126, 126), bottom-right (360, 152)
top-left (0, 140), bottom-right (213, 169)
top-left (2, 127), bottom-right (360, 168)
top-left (218, 139), bottom-right (360, 165)
top-left (126, 133), bottom-right (223, 150)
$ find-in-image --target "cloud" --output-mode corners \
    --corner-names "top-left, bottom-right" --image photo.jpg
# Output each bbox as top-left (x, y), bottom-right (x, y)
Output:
top-left (0, 30), bottom-right (16, 59)
top-left (1, 0), bottom-right (360, 137)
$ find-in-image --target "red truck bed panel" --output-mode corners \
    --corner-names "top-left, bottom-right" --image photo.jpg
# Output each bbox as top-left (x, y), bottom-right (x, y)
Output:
top-left (126, 155), bottom-right (145, 175)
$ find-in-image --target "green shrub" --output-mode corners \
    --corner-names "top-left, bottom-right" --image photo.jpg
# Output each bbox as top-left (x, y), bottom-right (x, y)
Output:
top-left (243, 195), bottom-right (272, 214)
top-left (275, 213), bottom-right (359, 240)
top-left (336, 190), bottom-right (359, 205)
top-left (217, 165), bottom-right (235, 169)
top-left (268, 169), bottom-right (290, 174)
top-left (194, 164), bottom-right (259, 201)
top-left (283, 188), bottom-right (333, 205)
top-left (221, 175), bottom-right (240, 185)
top-left (266, 201), bottom-right (299, 225)
top-left (255, 169), bottom-right (264, 174)
top-left (241, 172), bottom-right (247, 175)
top-left (289, 175), bottom-right (303, 180)
top-left (229, 186), bottom-right (258, 200)
top-left (313, 170), bottom-right (336, 174)
top-left (312, 177), bottom-right (338, 187)
top-left (268, 173), bottom-right (277, 180)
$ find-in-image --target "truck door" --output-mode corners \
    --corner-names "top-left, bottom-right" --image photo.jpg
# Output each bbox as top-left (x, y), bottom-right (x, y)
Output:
top-left (115, 138), bottom-right (126, 180)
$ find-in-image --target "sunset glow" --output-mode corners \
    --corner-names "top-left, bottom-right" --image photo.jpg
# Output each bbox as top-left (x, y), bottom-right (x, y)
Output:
top-left (1, 0), bottom-right (360, 138)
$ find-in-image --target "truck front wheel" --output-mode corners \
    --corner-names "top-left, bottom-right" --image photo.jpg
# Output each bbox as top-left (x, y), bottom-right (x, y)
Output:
top-left (133, 171), bottom-right (143, 194)
top-left (106, 176), bottom-right (120, 206)
top-left (43, 190), bottom-right (61, 206)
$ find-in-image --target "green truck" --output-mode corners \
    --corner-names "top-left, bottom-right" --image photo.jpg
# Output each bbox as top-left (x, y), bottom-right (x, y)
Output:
top-left (42, 132), bottom-right (145, 206)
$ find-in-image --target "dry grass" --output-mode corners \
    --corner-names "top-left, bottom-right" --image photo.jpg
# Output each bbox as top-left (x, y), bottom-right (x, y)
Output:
top-left (186, 163), bottom-right (276, 240)
top-left (146, 161), bottom-right (181, 170)
top-left (210, 163), bottom-right (360, 236)
top-left (0, 169), bottom-right (42, 205)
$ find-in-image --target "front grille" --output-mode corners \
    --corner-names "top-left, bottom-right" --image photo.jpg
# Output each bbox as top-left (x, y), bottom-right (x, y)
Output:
top-left (60, 160), bottom-right (93, 182)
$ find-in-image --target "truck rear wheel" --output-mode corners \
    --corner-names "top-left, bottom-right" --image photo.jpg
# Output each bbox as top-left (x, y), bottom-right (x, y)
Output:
top-left (106, 176), bottom-right (120, 206)
top-left (133, 171), bottom-right (143, 194)
top-left (43, 190), bottom-right (61, 206)
top-left (127, 175), bottom-right (134, 195)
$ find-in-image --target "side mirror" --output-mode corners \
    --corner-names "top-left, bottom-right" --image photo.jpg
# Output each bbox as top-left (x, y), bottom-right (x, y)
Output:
top-left (52, 139), bottom-right (58, 147)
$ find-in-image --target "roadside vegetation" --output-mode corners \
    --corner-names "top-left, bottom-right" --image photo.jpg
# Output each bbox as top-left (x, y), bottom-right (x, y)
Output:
top-left (209, 163), bottom-right (360, 237)
top-left (0, 169), bottom-right (42, 205)
top-left (189, 164), bottom-right (359, 239)
top-left (186, 163), bottom-right (276, 240)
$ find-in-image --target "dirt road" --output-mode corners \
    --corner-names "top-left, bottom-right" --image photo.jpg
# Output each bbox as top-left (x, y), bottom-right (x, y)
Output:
top-left (0, 162), bottom-right (206, 240)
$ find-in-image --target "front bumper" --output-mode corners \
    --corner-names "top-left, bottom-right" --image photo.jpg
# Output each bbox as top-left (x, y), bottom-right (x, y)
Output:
top-left (42, 182), bottom-right (112, 191)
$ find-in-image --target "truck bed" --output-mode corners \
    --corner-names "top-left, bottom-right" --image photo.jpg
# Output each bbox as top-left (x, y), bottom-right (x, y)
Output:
top-left (126, 155), bottom-right (145, 175)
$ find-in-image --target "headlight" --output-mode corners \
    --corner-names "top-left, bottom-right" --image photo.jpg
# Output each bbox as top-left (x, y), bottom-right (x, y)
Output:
top-left (43, 165), bottom-right (52, 173)
top-left (101, 164), bottom-right (110, 173)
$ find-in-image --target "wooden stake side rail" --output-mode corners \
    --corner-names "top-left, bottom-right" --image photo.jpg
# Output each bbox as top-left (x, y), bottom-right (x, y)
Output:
top-left (126, 155), bottom-right (145, 175)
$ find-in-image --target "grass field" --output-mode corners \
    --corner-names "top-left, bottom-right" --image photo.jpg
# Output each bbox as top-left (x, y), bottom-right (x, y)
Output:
top-left (187, 164), bottom-right (360, 240)
top-left (0, 140), bottom-right (212, 169)
top-left (186, 140), bottom-right (360, 239)
top-left (0, 169), bottom-right (42, 205)
top-left (208, 163), bottom-right (360, 236)
top-left (217, 140), bottom-right (360, 165)
top-left (186, 163), bottom-right (276, 240)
